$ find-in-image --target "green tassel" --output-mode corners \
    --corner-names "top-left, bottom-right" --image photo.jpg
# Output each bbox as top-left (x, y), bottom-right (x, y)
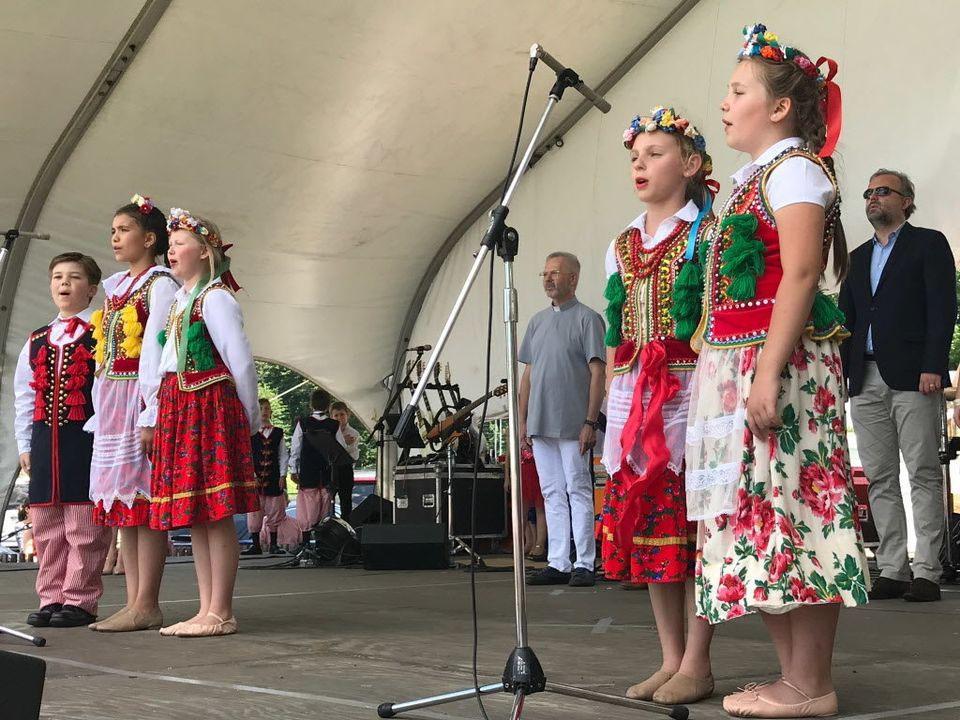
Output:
top-left (811, 290), bottom-right (846, 332)
top-left (720, 213), bottom-right (764, 301)
top-left (186, 321), bottom-right (215, 371)
top-left (603, 272), bottom-right (625, 347)
top-left (671, 260), bottom-right (703, 341)
top-left (157, 329), bottom-right (167, 347)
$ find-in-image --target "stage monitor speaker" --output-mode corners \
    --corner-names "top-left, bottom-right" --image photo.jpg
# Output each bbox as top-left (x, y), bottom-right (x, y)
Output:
top-left (0, 649), bottom-right (45, 720)
top-left (351, 494), bottom-right (392, 527)
top-left (361, 523), bottom-right (448, 570)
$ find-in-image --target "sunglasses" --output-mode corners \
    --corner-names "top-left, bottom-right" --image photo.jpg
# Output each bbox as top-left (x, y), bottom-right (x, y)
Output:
top-left (862, 186), bottom-right (906, 200)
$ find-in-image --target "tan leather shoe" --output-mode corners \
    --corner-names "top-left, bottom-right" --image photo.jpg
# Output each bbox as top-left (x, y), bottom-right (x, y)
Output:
top-left (625, 670), bottom-right (674, 700)
top-left (93, 608), bottom-right (162, 632)
top-left (723, 680), bottom-right (838, 717)
top-left (89, 606), bottom-right (130, 631)
top-left (174, 613), bottom-right (238, 638)
top-left (652, 672), bottom-right (714, 704)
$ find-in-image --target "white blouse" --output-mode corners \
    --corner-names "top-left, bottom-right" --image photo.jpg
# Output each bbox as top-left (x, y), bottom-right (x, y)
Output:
top-left (14, 307), bottom-right (95, 455)
top-left (730, 136), bottom-right (835, 210)
top-left (156, 279), bottom-right (262, 434)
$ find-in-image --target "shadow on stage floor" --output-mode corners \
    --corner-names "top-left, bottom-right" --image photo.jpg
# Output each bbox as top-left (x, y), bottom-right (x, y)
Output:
top-left (2, 556), bottom-right (960, 720)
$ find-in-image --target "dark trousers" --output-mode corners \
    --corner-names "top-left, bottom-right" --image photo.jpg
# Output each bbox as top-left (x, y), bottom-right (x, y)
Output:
top-left (332, 465), bottom-right (355, 523)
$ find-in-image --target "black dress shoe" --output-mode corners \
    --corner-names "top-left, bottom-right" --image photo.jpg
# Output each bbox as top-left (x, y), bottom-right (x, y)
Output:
top-left (903, 577), bottom-right (941, 602)
top-left (49, 605), bottom-right (97, 627)
top-left (868, 576), bottom-right (910, 600)
top-left (240, 545), bottom-right (263, 556)
top-left (27, 603), bottom-right (63, 627)
top-left (526, 566), bottom-right (571, 586)
top-left (569, 568), bottom-right (596, 587)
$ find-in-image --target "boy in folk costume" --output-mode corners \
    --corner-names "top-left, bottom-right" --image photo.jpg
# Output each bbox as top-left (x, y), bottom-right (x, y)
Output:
top-left (600, 107), bottom-right (717, 705)
top-left (686, 24), bottom-right (869, 717)
top-left (289, 389), bottom-right (338, 540)
top-left (87, 195), bottom-right (180, 633)
top-left (243, 398), bottom-right (290, 555)
top-left (148, 208), bottom-right (261, 637)
top-left (14, 253), bottom-right (110, 627)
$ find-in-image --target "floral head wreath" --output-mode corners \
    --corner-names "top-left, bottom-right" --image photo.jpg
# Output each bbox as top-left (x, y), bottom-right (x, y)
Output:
top-left (737, 23), bottom-right (843, 158)
top-left (167, 208), bottom-right (223, 249)
top-left (623, 105), bottom-right (709, 160)
top-left (130, 193), bottom-right (155, 215)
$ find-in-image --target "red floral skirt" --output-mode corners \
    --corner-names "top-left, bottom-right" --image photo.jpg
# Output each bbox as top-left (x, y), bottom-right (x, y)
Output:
top-left (149, 375), bottom-right (259, 531)
top-left (601, 463), bottom-right (696, 584)
top-left (94, 495), bottom-right (150, 527)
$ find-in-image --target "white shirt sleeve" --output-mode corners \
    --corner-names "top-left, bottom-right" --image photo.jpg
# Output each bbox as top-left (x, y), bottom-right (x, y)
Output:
top-left (288, 420), bottom-right (303, 474)
top-left (338, 425), bottom-right (360, 462)
top-left (202, 289), bottom-right (262, 434)
top-left (604, 239), bottom-right (619, 279)
top-left (138, 276), bottom-right (179, 428)
top-left (278, 430), bottom-right (290, 477)
top-left (764, 156), bottom-right (836, 211)
top-left (14, 340), bottom-right (34, 455)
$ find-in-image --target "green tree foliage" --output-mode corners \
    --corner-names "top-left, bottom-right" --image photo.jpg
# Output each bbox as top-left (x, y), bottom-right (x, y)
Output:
top-left (255, 360), bottom-right (376, 469)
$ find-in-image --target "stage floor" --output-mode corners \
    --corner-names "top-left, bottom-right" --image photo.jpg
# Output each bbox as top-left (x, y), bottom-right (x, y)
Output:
top-left (2, 557), bottom-right (959, 720)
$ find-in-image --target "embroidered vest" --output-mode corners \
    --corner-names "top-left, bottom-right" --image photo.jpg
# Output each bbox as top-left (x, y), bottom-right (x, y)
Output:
top-left (92, 272), bottom-right (169, 379)
top-left (605, 219), bottom-right (712, 373)
top-left (697, 148), bottom-right (847, 350)
top-left (253, 428), bottom-right (284, 496)
top-left (159, 282), bottom-right (234, 392)
top-left (27, 324), bottom-right (96, 505)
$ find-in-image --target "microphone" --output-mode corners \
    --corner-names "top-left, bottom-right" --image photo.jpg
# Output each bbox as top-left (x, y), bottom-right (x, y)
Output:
top-left (406, 345), bottom-right (432, 352)
top-left (530, 44), bottom-right (611, 114)
top-left (4, 229), bottom-right (50, 243)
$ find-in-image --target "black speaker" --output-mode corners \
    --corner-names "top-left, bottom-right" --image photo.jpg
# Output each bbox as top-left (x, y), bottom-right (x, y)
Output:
top-left (0, 649), bottom-right (45, 720)
top-left (314, 516), bottom-right (361, 565)
top-left (351, 493), bottom-right (393, 526)
top-left (361, 523), bottom-right (448, 570)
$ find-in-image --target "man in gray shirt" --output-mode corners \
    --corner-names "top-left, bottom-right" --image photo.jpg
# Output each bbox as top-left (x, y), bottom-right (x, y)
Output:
top-left (519, 251), bottom-right (606, 587)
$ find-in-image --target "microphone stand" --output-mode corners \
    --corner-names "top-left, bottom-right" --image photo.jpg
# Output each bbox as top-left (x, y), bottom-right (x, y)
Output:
top-left (378, 49), bottom-right (686, 720)
top-left (367, 349), bottom-right (426, 525)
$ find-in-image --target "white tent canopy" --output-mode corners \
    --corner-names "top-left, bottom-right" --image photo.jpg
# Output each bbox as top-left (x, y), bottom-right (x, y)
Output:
top-left (2, 0), bottom-right (959, 491)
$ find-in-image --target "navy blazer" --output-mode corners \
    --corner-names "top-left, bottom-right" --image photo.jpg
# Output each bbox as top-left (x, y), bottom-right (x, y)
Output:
top-left (838, 222), bottom-right (957, 396)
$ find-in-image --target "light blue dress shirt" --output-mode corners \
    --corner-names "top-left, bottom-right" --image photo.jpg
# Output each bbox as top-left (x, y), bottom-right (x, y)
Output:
top-left (866, 225), bottom-right (905, 353)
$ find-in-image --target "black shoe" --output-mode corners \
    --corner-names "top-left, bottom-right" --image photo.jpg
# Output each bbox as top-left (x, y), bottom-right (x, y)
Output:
top-left (868, 576), bottom-right (910, 600)
top-left (903, 577), bottom-right (941, 602)
top-left (525, 566), bottom-right (571, 586)
top-left (27, 603), bottom-right (62, 627)
top-left (268, 544), bottom-right (280, 554)
top-left (569, 568), bottom-right (596, 587)
top-left (241, 544), bottom-right (262, 556)
top-left (48, 605), bottom-right (97, 627)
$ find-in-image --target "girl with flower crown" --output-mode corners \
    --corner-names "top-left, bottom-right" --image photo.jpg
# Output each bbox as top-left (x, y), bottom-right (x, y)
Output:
top-left (600, 106), bottom-right (718, 706)
top-left (685, 24), bottom-right (869, 717)
top-left (146, 208), bottom-right (260, 638)
top-left (86, 196), bottom-right (179, 633)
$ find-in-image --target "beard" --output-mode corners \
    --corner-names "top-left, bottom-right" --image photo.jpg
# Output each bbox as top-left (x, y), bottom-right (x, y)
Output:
top-left (866, 206), bottom-right (893, 227)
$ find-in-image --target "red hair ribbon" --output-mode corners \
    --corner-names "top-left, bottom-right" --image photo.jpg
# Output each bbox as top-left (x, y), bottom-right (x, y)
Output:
top-left (706, 178), bottom-right (721, 199)
top-left (816, 56), bottom-right (842, 158)
top-left (219, 243), bottom-right (243, 292)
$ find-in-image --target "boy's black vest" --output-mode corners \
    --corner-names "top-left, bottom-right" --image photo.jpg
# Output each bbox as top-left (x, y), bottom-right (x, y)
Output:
top-left (27, 323), bottom-right (96, 506)
top-left (252, 427), bottom-right (285, 496)
top-left (298, 415), bottom-right (340, 489)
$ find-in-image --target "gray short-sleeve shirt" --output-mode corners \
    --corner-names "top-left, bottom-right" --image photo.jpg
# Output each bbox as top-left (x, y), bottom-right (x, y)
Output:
top-left (518, 298), bottom-right (606, 440)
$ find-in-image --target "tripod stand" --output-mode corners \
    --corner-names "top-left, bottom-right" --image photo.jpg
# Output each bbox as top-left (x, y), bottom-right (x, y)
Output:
top-left (380, 44), bottom-right (686, 720)
top-left (0, 528), bottom-right (46, 647)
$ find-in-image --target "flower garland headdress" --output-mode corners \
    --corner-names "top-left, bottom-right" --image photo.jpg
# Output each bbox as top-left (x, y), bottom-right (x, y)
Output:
top-left (130, 193), bottom-right (155, 215)
top-left (738, 23), bottom-right (843, 158)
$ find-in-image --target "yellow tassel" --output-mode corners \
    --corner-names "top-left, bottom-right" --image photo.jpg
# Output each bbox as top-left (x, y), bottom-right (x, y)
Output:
top-left (90, 309), bottom-right (105, 367)
top-left (119, 305), bottom-right (144, 359)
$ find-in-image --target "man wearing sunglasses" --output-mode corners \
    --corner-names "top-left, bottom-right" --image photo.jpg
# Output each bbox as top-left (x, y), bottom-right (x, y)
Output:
top-left (839, 168), bottom-right (956, 603)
